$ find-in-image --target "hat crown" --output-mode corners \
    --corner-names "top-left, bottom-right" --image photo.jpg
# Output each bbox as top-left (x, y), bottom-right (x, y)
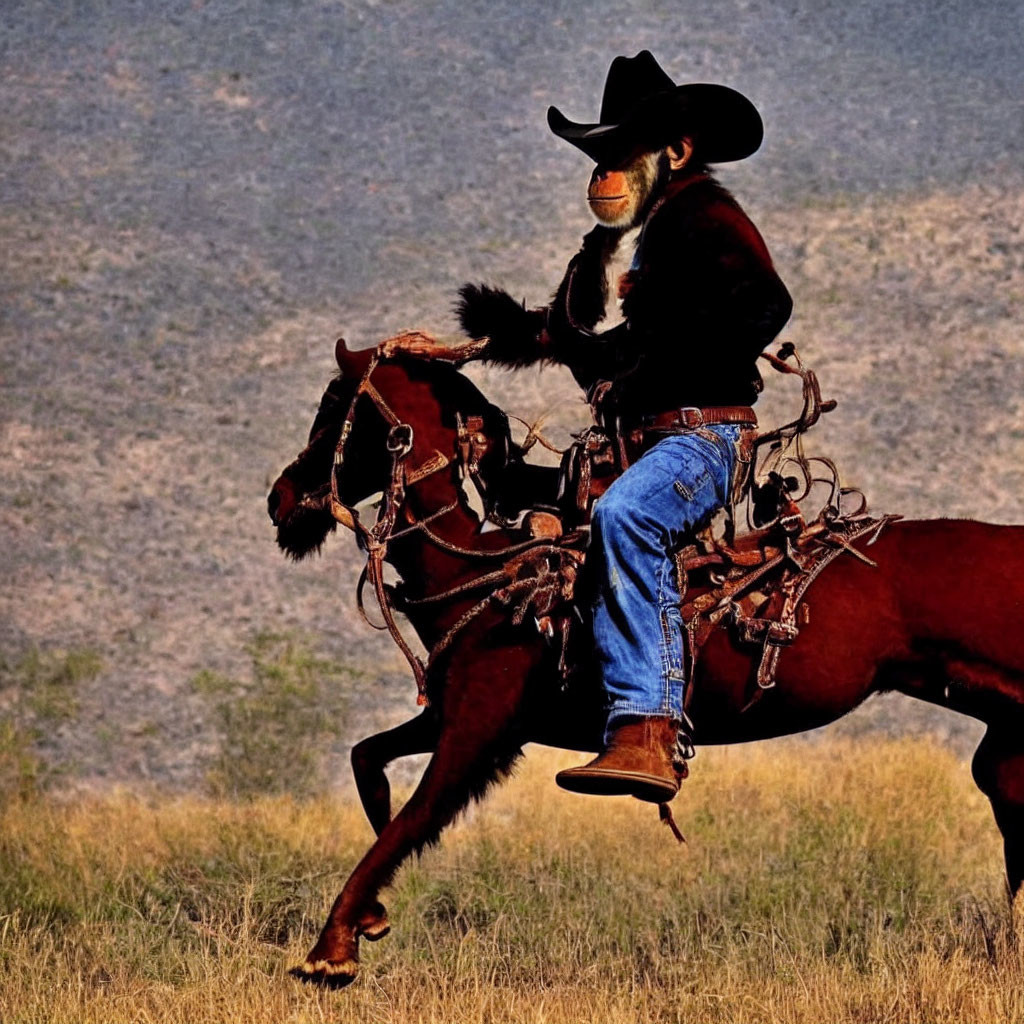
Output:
top-left (547, 51), bottom-right (763, 165)
top-left (599, 50), bottom-right (676, 125)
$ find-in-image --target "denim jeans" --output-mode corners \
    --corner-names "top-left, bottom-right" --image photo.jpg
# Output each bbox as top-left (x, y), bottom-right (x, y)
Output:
top-left (589, 426), bottom-right (739, 743)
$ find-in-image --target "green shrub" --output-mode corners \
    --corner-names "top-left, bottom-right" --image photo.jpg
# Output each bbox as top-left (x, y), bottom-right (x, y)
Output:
top-left (191, 631), bottom-right (358, 799)
top-left (0, 717), bottom-right (42, 803)
top-left (0, 646), bottom-right (103, 802)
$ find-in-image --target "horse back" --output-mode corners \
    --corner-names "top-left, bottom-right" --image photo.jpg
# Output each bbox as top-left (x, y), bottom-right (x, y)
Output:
top-left (688, 519), bottom-right (1024, 743)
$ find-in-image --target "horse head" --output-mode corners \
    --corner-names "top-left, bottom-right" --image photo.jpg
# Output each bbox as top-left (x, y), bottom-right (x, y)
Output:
top-left (268, 337), bottom-right (515, 560)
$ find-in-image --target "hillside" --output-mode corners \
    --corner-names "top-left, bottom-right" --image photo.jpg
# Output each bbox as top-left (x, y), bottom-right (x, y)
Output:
top-left (2, 1), bottom-right (1023, 788)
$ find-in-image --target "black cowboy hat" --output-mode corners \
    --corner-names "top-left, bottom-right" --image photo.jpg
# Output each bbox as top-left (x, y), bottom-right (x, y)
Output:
top-left (547, 50), bottom-right (763, 166)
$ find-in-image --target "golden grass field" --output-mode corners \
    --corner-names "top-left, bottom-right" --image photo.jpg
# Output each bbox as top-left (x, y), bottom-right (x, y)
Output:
top-left (4, 736), bottom-right (1024, 1023)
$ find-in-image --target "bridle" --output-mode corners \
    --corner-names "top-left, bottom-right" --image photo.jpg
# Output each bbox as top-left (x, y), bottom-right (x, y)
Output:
top-left (324, 351), bottom-right (566, 706)
top-left (322, 352), bottom-right (449, 705)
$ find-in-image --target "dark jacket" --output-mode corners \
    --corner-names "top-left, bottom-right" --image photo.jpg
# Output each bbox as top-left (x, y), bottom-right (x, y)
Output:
top-left (459, 171), bottom-right (792, 418)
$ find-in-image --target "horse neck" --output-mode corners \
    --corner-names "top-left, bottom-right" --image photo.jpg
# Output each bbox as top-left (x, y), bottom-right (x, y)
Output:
top-left (362, 360), bottom-right (523, 638)
top-left (385, 472), bottom-right (518, 641)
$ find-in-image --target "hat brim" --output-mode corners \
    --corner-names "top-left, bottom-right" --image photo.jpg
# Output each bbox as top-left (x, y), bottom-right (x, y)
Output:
top-left (548, 83), bottom-right (763, 165)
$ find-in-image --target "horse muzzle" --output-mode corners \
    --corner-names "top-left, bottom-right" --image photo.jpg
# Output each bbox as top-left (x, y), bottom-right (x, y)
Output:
top-left (267, 477), bottom-right (296, 526)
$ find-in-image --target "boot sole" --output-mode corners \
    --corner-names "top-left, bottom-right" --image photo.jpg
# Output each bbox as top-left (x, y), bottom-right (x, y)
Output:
top-left (555, 766), bottom-right (679, 804)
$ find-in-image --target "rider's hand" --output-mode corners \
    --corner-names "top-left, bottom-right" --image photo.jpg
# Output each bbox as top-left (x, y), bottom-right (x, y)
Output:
top-left (378, 330), bottom-right (442, 360)
top-left (379, 329), bottom-right (487, 365)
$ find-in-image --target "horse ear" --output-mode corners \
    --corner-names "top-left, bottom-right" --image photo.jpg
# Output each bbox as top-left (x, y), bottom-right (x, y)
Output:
top-left (335, 336), bottom-right (353, 372)
top-left (334, 336), bottom-right (374, 377)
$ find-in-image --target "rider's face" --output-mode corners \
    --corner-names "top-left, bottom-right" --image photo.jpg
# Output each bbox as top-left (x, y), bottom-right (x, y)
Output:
top-left (586, 149), bottom-right (661, 228)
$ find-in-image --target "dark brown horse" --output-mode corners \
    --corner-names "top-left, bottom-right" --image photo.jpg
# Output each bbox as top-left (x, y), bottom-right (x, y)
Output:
top-left (268, 338), bottom-right (1024, 988)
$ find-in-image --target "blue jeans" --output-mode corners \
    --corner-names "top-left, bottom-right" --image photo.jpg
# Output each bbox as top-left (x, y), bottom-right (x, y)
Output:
top-left (589, 426), bottom-right (739, 743)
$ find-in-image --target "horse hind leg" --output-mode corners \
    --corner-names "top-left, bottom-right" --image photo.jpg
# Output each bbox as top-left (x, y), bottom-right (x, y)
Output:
top-left (972, 723), bottom-right (1024, 899)
top-left (933, 656), bottom-right (1024, 898)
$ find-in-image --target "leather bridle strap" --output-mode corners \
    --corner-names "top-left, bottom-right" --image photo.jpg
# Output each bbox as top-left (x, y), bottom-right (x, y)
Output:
top-left (326, 353), bottom-right (434, 703)
top-left (330, 351), bottom-right (528, 706)
top-left (361, 378), bottom-right (402, 427)
top-left (329, 353), bottom-right (380, 527)
top-left (326, 349), bottom-right (554, 707)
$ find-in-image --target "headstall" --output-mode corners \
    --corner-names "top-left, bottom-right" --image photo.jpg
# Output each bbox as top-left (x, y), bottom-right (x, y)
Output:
top-left (325, 351), bottom-right (563, 706)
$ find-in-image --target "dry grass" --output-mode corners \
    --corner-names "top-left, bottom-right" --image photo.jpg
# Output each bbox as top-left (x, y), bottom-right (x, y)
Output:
top-left (2, 736), bottom-right (1022, 1023)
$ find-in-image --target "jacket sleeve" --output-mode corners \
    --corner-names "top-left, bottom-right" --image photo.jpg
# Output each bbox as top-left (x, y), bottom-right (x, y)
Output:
top-left (703, 199), bottom-right (792, 361)
top-left (458, 225), bottom-right (627, 377)
top-left (455, 283), bottom-right (550, 368)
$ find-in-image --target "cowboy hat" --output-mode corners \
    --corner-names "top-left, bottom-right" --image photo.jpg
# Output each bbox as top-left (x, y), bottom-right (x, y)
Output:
top-left (547, 50), bottom-right (763, 165)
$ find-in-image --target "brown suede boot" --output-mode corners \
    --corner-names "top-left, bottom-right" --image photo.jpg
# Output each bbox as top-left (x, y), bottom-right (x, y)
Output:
top-left (555, 717), bottom-right (683, 803)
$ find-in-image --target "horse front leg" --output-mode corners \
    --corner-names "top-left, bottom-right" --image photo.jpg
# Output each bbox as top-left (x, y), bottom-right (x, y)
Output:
top-left (344, 710), bottom-right (440, 945)
top-left (292, 644), bottom-right (532, 989)
top-left (351, 710), bottom-right (439, 836)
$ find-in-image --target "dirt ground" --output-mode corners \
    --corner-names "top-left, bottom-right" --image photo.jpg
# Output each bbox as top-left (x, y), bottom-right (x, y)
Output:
top-left (2, 2), bottom-right (1023, 788)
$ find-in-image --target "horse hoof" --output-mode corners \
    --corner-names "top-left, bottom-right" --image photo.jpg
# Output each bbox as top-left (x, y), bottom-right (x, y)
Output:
top-left (358, 901), bottom-right (391, 942)
top-left (362, 921), bottom-right (390, 941)
top-left (289, 958), bottom-right (359, 989)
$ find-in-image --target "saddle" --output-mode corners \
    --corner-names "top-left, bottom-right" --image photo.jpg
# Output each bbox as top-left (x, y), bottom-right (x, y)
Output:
top-left (674, 511), bottom-right (896, 705)
top-left (362, 340), bottom-right (891, 717)
top-left (479, 344), bottom-right (897, 706)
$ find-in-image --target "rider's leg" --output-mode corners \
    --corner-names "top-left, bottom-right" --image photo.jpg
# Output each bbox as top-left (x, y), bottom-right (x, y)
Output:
top-left (556, 426), bottom-right (737, 801)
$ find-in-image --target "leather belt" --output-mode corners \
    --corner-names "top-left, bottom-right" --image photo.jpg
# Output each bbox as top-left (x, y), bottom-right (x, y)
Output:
top-left (640, 405), bottom-right (758, 431)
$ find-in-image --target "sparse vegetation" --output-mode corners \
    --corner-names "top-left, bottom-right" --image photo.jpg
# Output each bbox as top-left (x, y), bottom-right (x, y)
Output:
top-left (0, 646), bottom-right (103, 802)
top-left (11, 645), bottom-right (103, 724)
top-left (190, 631), bottom-right (359, 798)
top-left (1, 737), bottom-right (1021, 1023)
top-left (0, 718), bottom-right (42, 804)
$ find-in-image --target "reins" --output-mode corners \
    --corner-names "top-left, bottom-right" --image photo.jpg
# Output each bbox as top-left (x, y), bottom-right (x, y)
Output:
top-left (326, 351), bottom-right (432, 702)
top-left (325, 350), bottom-right (561, 706)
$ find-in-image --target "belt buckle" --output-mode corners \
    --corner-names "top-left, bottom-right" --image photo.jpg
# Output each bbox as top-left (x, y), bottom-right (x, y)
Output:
top-left (679, 407), bottom-right (704, 429)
